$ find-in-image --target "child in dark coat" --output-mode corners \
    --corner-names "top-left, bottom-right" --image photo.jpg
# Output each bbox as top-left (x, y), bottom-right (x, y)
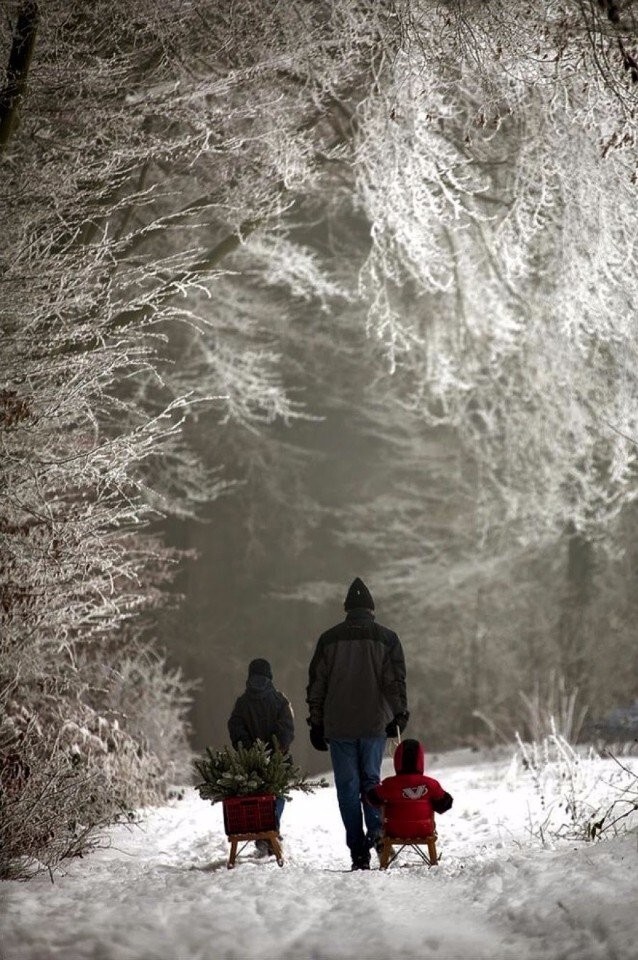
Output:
top-left (227, 658), bottom-right (294, 755)
top-left (227, 658), bottom-right (294, 855)
top-left (367, 738), bottom-right (453, 838)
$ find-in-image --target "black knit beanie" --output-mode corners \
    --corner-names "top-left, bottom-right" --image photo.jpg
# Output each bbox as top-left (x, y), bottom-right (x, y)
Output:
top-left (344, 577), bottom-right (375, 611)
top-left (248, 658), bottom-right (272, 679)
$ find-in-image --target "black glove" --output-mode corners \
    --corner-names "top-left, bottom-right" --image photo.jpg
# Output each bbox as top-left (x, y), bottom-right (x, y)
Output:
top-left (431, 792), bottom-right (453, 814)
top-left (309, 723), bottom-right (328, 752)
top-left (385, 712), bottom-right (409, 738)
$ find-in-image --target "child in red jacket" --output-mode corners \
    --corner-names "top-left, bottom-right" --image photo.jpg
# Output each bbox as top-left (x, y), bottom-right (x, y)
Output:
top-left (367, 739), bottom-right (453, 838)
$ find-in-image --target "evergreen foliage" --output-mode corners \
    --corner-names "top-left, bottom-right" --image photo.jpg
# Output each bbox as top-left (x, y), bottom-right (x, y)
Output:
top-left (194, 740), bottom-right (327, 803)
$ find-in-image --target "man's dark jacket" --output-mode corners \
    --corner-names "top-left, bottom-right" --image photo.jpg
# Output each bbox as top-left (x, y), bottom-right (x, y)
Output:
top-left (228, 676), bottom-right (295, 752)
top-left (306, 608), bottom-right (407, 739)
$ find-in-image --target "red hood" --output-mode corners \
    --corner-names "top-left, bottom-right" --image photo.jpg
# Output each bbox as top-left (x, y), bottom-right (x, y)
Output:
top-left (393, 739), bottom-right (425, 774)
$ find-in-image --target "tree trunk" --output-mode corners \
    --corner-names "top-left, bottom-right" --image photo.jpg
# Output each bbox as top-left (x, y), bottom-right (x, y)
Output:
top-left (557, 521), bottom-right (594, 689)
top-left (0, 2), bottom-right (39, 151)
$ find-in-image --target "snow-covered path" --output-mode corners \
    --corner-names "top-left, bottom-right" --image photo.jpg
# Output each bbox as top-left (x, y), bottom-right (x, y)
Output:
top-left (2, 751), bottom-right (637, 960)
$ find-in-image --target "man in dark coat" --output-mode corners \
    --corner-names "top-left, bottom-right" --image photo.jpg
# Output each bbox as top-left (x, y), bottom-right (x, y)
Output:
top-left (306, 577), bottom-right (409, 870)
top-left (228, 658), bottom-right (294, 838)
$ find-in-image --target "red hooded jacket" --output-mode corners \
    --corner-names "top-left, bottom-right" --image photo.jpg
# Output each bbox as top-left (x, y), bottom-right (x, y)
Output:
top-left (367, 739), bottom-right (453, 838)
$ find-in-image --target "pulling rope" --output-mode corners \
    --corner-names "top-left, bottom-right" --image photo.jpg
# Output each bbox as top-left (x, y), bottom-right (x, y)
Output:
top-left (385, 722), bottom-right (402, 757)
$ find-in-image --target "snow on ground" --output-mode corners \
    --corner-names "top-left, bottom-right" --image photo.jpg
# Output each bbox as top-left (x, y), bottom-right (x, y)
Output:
top-left (1, 749), bottom-right (637, 960)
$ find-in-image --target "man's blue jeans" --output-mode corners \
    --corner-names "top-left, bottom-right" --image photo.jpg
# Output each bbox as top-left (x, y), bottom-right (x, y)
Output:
top-left (275, 796), bottom-right (285, 832)
top-left (329, 737), bottom-right (385, 859)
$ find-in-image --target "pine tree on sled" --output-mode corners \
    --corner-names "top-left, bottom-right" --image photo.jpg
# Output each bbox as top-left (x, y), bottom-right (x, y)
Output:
top-left (194, 740), bottom-right (325, 869)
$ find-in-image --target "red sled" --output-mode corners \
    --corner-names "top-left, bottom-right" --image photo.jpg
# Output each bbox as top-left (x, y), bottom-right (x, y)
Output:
top-left (221, 794), bottom-right (284, 869)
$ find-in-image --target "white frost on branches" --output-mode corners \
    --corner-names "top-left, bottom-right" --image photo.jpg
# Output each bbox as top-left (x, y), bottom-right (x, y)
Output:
top-left (355, 0), bottom-right (638, 541)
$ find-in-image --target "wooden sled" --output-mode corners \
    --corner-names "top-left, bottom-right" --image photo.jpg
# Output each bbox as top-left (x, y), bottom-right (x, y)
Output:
top-left (226, 830), bottom-right (284, 869)
top-left (378, 832), bottom-right (438, 870)
top-left (222, 794), bottom-right (284, 869)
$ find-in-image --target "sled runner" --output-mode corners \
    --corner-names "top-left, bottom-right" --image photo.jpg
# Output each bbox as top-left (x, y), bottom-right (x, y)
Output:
top-left (378, 831), bottom-right (438, 869)
top-left (222, 794), bottom-right (284, 869)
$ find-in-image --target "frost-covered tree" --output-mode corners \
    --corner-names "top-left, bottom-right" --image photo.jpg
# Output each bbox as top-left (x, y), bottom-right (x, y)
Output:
top-left (356, 0), bottom-right (638, 545)
top-left (0, 0), bottom-right (414, 873)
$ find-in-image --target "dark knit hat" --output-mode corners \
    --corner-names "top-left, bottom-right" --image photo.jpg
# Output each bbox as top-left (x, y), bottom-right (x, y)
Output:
top-left (394, 739), bottom-right (424, 775)
top-left (248, 658), bottom-right (272, 679)
top-left (344, 577), bottom-right (375, 611)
